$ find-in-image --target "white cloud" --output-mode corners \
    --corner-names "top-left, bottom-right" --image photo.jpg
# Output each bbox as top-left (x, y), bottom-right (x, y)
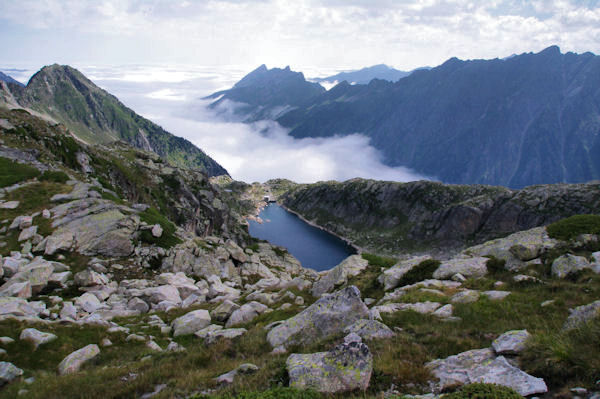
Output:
top-left (1, 0), bottom-right (599, 70)
top-left (170, 103), bottom-right (429, 183)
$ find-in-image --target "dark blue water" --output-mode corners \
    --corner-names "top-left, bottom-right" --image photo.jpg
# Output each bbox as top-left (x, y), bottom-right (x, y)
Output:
top-left (248, 204), bottom-right (355, 271)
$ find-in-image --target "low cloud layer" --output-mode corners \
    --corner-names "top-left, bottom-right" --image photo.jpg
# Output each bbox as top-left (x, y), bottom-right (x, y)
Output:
top-left (172, 100), bottom-right (427, 183)
top-left (67, 65), bottom-right (428, 184)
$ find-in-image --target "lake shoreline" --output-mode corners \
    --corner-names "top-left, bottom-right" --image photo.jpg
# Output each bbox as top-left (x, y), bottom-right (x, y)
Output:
top-left (278, 203), bottom-right (362, 255)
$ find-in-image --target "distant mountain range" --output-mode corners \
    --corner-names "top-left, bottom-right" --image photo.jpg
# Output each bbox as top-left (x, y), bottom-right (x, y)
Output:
top-left (208, 46), bottom-right (600, 188)
top-left (205, 65), bottom-right (325, 122)
top-left (0, 71), bottom-right (24, 87)
top-left (0, 64), bottom-right (228, 176)
top-left (312, 64), bottom-right (413, 85)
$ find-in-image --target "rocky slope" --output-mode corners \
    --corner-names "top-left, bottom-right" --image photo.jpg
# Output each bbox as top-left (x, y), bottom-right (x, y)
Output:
top-left (0, 65), bottom-right (227, 176)
top-left (0, 72), bottom-right (23, 87)
top-left (277, 178), bottom-right (600, 255)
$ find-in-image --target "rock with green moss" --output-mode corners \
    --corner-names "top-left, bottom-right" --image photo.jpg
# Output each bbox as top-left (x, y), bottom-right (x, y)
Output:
top-left (286, 334), bottom-right (372, 393)
top-left (492, 330), bottom-right (530, 355)
top-left (433, 257), bottom-right (488, 280)
top-left (551, 254), bottom-right (591, 279)
top-left (311, 255), bottom-right (369, 297)
top-left (563, 300), bottom-right (600, 330)
top-left (267, 286), bottom-right (369, 349)
top-left (343, 319), bottom-right (395, 340)
top-left (426, 348), bottom-right (547, 396)
top-left (464, 227), bottom-right (558, 271)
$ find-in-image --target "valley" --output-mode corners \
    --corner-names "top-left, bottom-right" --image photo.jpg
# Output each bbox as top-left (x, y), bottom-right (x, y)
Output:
top-left (0, 58), bottom-right (598, 399)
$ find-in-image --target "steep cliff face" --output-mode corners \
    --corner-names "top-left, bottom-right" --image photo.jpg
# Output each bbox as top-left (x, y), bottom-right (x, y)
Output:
top-left (0, 65), bottom-right (228, 176)
top-left (279, 178), bottom-right (600, 254)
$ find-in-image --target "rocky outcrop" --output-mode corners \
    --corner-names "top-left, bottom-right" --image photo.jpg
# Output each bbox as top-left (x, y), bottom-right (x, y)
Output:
top-left (311, 255), bottom-right (368, 297)
top-left (287, 334), bottom-right (372, 393)
top-left (426, 348), bottom-right (547, 396)
top-left (267, 286), bottom-right (369, 349)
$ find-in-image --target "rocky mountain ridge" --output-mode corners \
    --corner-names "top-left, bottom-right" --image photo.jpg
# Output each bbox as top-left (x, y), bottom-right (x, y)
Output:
top-left (211, 46), bottom-right (600, 188)
top-left (276, 178), bottom-right (600, 255)
top-left (312, 64), bottom-right (412, 85)
top-left (0, 65), bottom-right (228, 176)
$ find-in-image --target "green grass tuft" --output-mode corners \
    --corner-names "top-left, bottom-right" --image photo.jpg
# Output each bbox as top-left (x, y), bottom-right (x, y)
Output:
top-left (443, 383), bottom-right (523, 398)
top-left (196, 387), bottom-right (322, 399)
top-left (396, 259), bottom-right (441, 287)
top-left (0, 157), bottom-right (40, 187)
top-left (547, 214), bottom-right (600, 241)
top-left (138, 207), bottom-right (182, 249)
top-left (362, 253), bottom-right (397, 268)
top-left (39, 170), bottom-right (70, 183)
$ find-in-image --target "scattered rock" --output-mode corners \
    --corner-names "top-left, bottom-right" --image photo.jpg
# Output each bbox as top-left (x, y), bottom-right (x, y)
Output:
top-left (19, 328), bottom-right (58, 349)
top-left (432, 304), bottom-right (454, 318)
top-left (433, 257), bottom-right (488, 280)
top-left (0, 361), bottom-right (23, 386)
top-left (151, 224), bottom-right (163, 238)
top-left (287, 334), bottom-right (372, 393)
top-left (468, 356), bottom-right (548, 396)
top-left (343, 319), bottom-right (394, 340)
top-left (210, 300), bottom-right (240, 323)
top-left (482, 290), bottom-right (511, 301)
top-left (216, 363), bottom-right (258, 385)
top-left (58, 344), bottom-right (100, 375)
top-left (426, 348), bottom-right (547, 396)
top-left (172, 309), bottom-right (211, 336)
top-left (267, 286), bottom-right (369, 349)
top-left (311, 255), bottom-right (369, 297)
top-left (552, 254), bottom-right (591, 279)
top-left (450, 290), bottom-right (480, 304)
top-left (225, 301), bottom-right (269, 328)
top-left (492, 330), bottom-right (531, 355)
top-left (379, 255), bottom-right (432, 291)
top-left (563, 300), bottom-right (600, 330)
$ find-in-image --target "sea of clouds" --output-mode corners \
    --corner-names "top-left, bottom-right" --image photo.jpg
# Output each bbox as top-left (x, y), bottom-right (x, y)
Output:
top-left (3, 63), bottom-right (428, 184)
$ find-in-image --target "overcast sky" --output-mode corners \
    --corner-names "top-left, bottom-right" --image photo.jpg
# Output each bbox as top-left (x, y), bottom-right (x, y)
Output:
top-left (1, 0), bottom-right (599, 72)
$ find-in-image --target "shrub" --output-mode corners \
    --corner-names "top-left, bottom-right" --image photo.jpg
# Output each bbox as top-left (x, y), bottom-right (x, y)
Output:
top-left (39, 170), bottom-right (70, 183)
top-left (397, 259), bottom-right (441, 287)
top-left (362, 252), bottom-right (397, 268)
top-left (443, 383), bottom-right (523, 399)
top-left (485, 256), bottom-right (506, 274)
top-left (520, 317), bottom-right (600, 387)
top-left (139, 207), bottom-right (181, 249)
top-left (547, 215), bottom-right (600, 241)
top-left (0, 157), bottom-right (40, 187)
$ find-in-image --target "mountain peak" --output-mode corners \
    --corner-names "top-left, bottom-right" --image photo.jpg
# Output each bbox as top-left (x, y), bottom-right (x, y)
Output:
top-left (539, 45), bottom-right (561, 56)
